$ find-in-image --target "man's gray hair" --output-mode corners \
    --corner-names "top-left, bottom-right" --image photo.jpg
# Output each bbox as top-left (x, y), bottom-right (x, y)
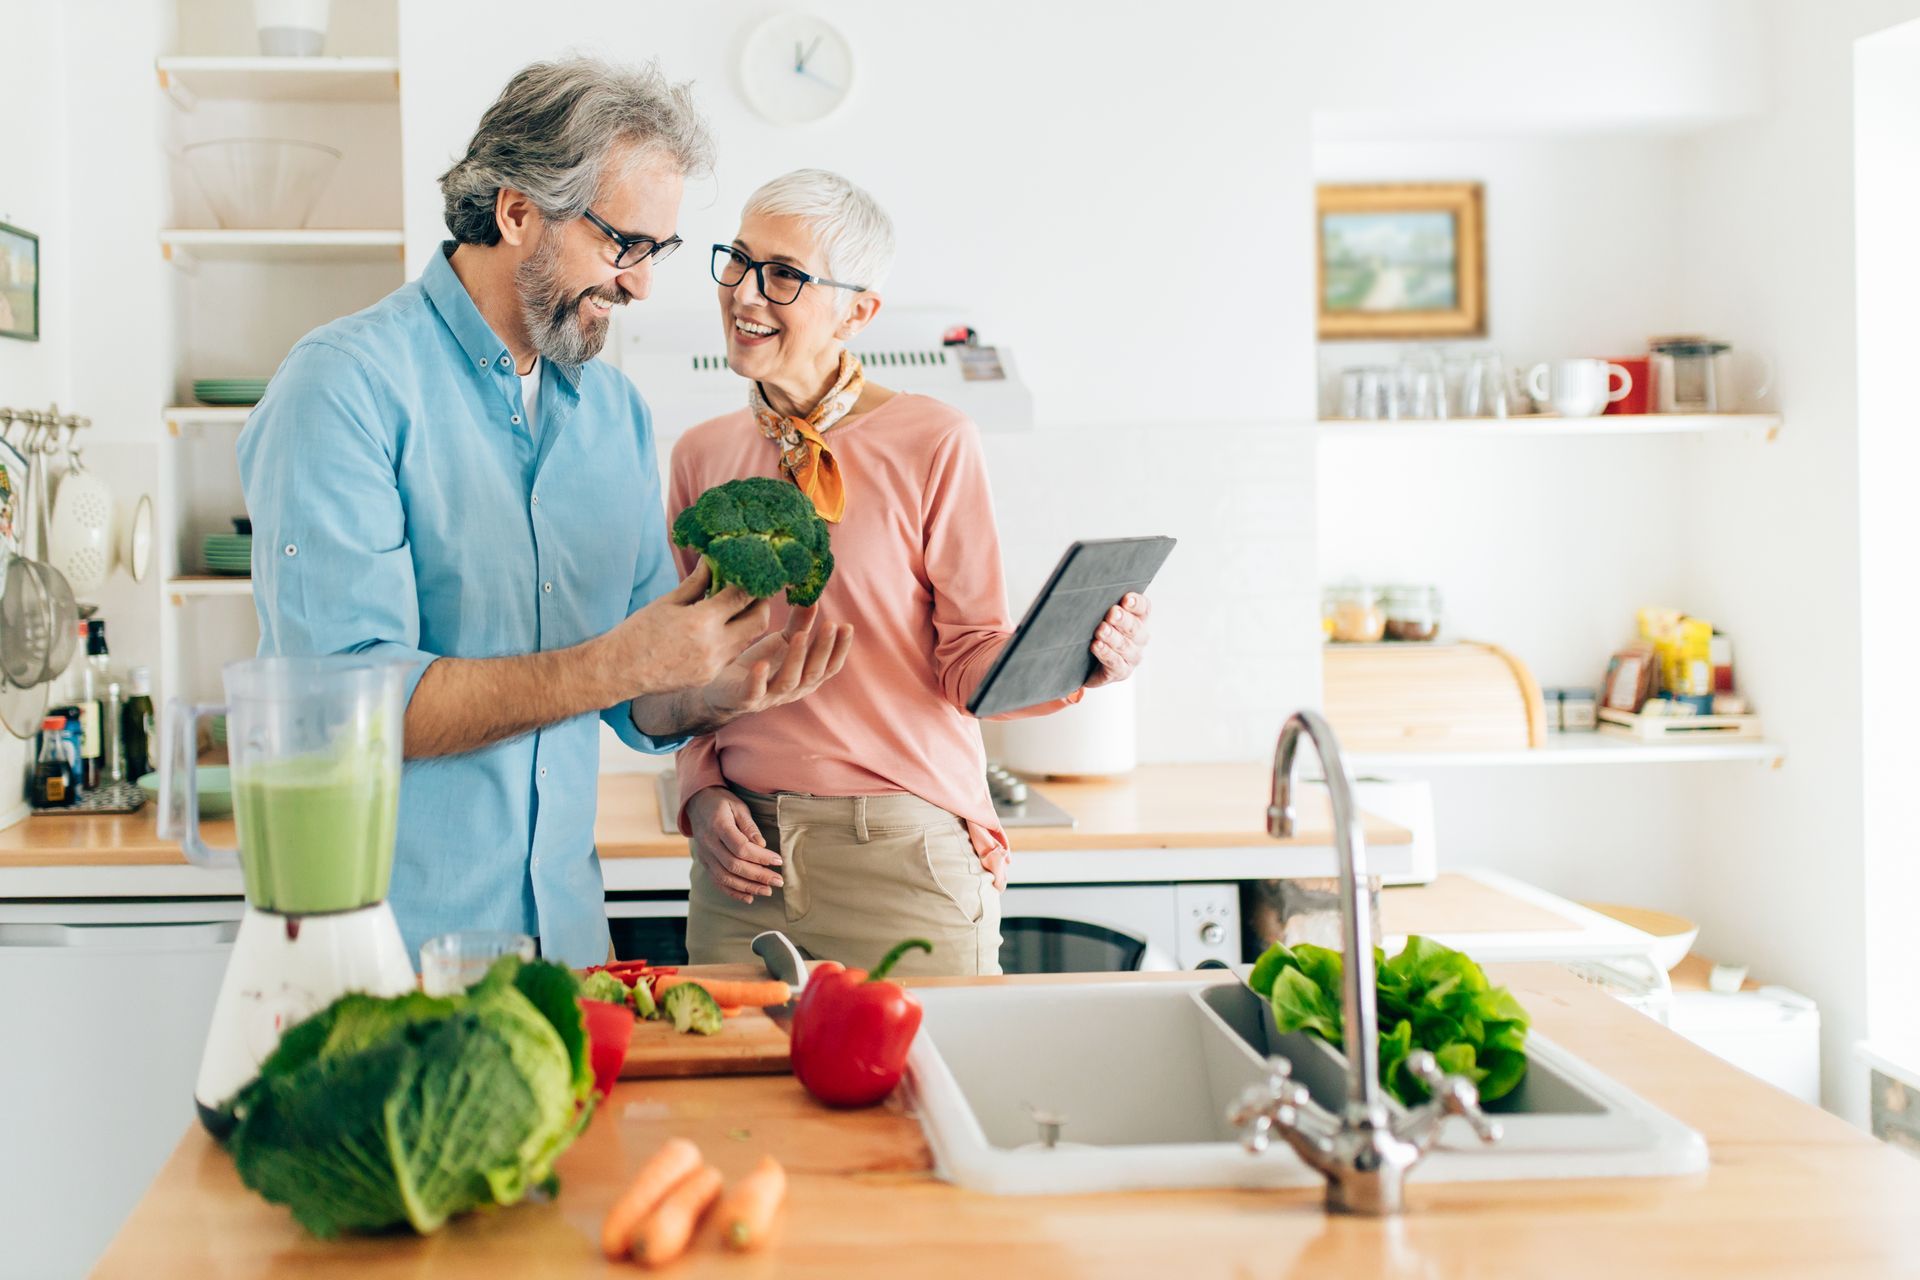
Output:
top-left (743, 169), bottom-right (895, 303)
top-left (440, 57), bottom-right (714, 245)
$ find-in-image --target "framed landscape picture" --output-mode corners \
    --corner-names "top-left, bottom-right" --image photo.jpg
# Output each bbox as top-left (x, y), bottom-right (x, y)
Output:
top-left (0, 221), bottom-right (38, 343)
top-left (1317, 183), bottom-right (1484, 340)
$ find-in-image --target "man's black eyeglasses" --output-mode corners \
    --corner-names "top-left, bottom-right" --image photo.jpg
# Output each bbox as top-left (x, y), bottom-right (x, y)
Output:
top-left (582, 208), bottom-right (682, 269)
top-left (711, 244), bottom-right (866, 306)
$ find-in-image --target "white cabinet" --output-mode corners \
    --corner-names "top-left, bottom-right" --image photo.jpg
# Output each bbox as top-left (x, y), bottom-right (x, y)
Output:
top-left (0, 905), bottom-right (239, 1279)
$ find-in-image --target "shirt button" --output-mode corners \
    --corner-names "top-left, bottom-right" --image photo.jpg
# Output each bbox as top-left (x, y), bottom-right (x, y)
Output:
top-left (539, 767), bottom-right (548, 778)
top-left (531, 493), bottom-right (540, 506)
top-left (479, 358), bottom-right (489, 368)
top-left (283, 543), bottom-right (297, 557)
top-left (511, 415), bottom-right (521, 425)
top-left (542, 581), bottom-right (553, 593)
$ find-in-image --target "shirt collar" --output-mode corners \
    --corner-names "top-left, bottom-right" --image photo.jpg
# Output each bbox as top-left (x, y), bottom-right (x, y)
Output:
top-left (423, 242), bottom-right (582, 392)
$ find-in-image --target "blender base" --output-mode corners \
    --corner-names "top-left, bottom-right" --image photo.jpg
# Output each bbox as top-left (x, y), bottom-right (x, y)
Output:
top-left (194, 901), bottom-right (415, 1123)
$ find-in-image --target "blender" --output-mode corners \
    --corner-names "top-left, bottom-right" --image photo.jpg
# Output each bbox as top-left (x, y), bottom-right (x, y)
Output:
top-left (159, 656), bottom-right (416, 1131)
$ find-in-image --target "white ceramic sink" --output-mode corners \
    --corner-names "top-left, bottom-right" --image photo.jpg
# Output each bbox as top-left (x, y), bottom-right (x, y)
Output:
top-left (904, 976), bottom-right (1707, 1196)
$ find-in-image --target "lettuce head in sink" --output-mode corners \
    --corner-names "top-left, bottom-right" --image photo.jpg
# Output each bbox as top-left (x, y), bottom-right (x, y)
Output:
top-left (1250, 935), bottom-right (1531, 1106)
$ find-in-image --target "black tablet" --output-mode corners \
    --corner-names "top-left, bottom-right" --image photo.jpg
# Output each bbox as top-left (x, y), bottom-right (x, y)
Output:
top-left (966, 536), bottom-right (1176, 719)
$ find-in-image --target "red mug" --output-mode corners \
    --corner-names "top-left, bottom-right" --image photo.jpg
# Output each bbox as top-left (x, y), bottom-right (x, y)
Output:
top-left (1603, 356), bottom-right (1652, 415)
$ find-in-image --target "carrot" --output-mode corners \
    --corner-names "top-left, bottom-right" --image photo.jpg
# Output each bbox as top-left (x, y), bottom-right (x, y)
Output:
top-left (718, 1155), bottom-right (787, 1252)
top-left (719, 1005), bottom-right (743, 1019)
top-left (600, 1137), bottom-right (702, 1259)
top-left (632, 1163), bottom-right (724, 1269)
top-left (653, 974), bottom-right (791, 1008)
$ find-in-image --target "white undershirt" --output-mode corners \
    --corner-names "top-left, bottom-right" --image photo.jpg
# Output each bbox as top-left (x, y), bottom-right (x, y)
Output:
top-left (519, 357), bottom-right (541, 440)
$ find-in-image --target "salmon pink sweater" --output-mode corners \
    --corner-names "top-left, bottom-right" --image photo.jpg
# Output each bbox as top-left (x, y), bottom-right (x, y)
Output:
top-left (666, 393), bottom-right (1078, 886)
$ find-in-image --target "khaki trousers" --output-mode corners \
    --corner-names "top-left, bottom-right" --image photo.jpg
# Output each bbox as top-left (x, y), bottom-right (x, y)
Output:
top-left (686, 787), bottom-right (1003, 978)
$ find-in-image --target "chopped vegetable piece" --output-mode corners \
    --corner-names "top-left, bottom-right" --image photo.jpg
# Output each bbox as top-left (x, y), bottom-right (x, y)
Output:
top-left (663, 982), bottom-right (724, 1036)
top-left (655, 974), bottom-right (790, 1008)
top-left (580, 971), bottom-right (630, 1006)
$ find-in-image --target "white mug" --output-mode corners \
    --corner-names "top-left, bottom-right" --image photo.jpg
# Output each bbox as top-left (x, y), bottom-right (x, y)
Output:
top-left (1526, 359), bottom-right (1633, 418)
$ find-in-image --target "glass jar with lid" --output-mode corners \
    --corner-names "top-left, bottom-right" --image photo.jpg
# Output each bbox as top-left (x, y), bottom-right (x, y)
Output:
top-left (1324, 584), bottom-right (1386, 644)
top-left (1382, 585), bottom-right (1442, 642)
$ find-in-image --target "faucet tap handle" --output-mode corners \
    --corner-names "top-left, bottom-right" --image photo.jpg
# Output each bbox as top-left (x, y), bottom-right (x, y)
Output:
top-left (1401, 1050), bottom-right (1503, 1149)
top-left (1231, 1083), bottom-right (1277, 1154)
top-left (1230, 1056), bottom-right (1320, 1154)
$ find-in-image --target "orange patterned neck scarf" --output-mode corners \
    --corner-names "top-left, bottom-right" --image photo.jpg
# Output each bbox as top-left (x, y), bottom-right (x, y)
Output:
top-left (750, 352), bottom-right (864, 523)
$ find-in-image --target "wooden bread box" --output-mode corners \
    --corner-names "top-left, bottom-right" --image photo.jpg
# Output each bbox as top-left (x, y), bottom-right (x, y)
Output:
top-left (1323, 640), bottom-right (1547, 753)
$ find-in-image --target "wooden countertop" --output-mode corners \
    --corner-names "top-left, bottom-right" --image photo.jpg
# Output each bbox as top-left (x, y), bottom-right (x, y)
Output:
top-left (0, 764), bottom-right (1407, 870)
top-left (96, 965), bottom-right (1920, 1279)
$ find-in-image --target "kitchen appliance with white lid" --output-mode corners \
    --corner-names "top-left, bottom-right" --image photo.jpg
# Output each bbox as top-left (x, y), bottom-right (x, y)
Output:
top-left (158, 655), bottom-right (416, 1129)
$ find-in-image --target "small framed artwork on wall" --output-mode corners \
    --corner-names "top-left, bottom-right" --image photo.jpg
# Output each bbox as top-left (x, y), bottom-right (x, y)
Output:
top-left (1317, 183), bottom-right (1484, 340)
top-left (1, 221), bottom-right (39, 343)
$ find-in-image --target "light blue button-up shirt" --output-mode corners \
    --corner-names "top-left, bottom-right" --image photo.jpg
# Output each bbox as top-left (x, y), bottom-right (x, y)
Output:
top-left (238, 242), bottom-right (687, 967)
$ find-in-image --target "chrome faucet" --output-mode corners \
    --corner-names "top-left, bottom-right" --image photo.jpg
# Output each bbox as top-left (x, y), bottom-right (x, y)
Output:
top-left (1229, 709), bottom-right (1501, 1215)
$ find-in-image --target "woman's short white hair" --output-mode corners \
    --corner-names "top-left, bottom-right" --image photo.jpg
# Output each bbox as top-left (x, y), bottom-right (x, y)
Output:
top-left (742, 169), bottom-right (895, 304)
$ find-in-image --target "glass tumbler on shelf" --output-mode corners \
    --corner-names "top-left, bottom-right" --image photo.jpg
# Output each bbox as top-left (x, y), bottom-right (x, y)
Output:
top-left (420, 930), bottom-right (537, 996)
top-left (1397, 350), bottom-right (1450, 419)
top-left (1382, 585), bottom-right (1442, 641)
top-left (1337, 366), bottom-right (1401, 420)
top-left (1457, 353), bottom-right (1510, 419)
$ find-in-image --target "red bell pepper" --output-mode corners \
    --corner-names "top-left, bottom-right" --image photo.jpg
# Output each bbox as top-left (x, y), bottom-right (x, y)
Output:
top-left (789, 938), bottom-right (932, 1108)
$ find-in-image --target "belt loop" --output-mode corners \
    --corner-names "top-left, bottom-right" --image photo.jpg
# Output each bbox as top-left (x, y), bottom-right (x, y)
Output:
top-left (854, 796), bottom-right (870, 844)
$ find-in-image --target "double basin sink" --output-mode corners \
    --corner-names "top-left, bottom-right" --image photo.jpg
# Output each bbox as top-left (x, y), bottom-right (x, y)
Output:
top-left (903, 975), bottom-right (1707, 1196)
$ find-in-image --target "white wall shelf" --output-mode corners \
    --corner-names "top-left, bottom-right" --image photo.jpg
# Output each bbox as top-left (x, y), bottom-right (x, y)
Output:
top-left (155, 56), bottom-right (399, 108)
top-left (1318, 413), bottom-right (1781, 441)
top-left (159, 229), bottom-right (404, 265)
top-left (1347, 732), bottom-right (1785, 770)
top-left (163, 407), bottom-right (252, 434)
top-left (166, 577), bottom-right (253, 602)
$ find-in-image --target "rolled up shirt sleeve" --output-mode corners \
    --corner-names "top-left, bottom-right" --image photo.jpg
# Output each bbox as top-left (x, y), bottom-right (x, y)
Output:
top-left (601, 383), bottom-right (692, 756)
top-left (239, 339), bottom-right (437, 708)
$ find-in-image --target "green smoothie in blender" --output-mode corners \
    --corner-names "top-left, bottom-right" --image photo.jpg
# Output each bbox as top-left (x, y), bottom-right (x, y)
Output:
top-left (232, 746), bottom-right (399, 915)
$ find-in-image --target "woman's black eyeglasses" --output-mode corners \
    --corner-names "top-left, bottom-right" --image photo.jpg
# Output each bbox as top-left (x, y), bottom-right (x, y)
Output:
top-left (711, 244), bottom-right (866, 306)
top-left (582, 208), bottom-right (682, 269)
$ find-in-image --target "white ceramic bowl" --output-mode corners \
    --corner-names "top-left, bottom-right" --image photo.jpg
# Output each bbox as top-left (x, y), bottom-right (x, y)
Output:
top-left (1582, 902), bottom-right (1700, 972)
top-left (183, 138), bottom-right (341, 230)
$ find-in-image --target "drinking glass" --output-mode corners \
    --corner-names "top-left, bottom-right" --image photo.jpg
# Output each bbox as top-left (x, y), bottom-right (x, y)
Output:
top-left (420, 930), bottom-right (536, 996)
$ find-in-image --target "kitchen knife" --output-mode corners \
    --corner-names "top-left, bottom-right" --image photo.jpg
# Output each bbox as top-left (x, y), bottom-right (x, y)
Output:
top-left (751, 930), bottom-right (809, 1029)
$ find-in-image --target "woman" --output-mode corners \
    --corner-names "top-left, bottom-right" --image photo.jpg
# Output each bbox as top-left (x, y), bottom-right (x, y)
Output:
top-left (669, 169), bottom-right (1151, 978)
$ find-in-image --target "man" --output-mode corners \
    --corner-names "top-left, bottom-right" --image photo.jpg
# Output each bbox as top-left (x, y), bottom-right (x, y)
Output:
top-left (239, 58), bottom-right (852, 966)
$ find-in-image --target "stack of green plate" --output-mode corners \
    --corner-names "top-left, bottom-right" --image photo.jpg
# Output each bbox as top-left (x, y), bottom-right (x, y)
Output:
top-left (203, 532), bottom-right (252, 576)
top-left (193, 377), bottom-right (270, 407)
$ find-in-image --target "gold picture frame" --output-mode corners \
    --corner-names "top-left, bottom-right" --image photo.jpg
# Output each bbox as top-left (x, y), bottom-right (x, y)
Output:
top-left (1317, 182), bottom-right (1484, 340)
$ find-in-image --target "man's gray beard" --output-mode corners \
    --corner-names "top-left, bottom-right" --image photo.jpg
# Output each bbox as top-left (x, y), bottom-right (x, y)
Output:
top-left (516, 228), bottom-right (616, 366)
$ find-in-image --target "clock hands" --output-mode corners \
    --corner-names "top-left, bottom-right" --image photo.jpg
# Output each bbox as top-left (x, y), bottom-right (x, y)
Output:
top-left (790, 34), bottom-right (839, 92)
top-left (797, 64), bottom-right (842, 93)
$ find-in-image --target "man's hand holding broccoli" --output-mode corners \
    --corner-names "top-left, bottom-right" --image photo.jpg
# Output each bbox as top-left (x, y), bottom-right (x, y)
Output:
top-left (625, 479), bottom-right (854, 740)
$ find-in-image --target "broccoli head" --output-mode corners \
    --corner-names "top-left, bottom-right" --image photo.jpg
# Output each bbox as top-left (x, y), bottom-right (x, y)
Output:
top-left (671, 477), bottom-right (836, 606)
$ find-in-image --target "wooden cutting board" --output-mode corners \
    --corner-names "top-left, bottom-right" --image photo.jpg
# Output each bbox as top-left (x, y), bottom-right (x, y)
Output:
top-left (617, 962), bottom-right (794, 1079)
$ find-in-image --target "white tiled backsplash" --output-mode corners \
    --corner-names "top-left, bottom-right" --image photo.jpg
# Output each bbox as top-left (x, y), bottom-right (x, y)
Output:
top-left (982, 422), bottom-right (1320, 764)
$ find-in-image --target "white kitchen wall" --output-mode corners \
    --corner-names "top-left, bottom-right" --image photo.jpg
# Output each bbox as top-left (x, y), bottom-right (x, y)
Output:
top-left (1854, 13), bottom-right (1920, 1076)
top-left (0, 0), bottom-right (70, 408)
top-left (1657, 0), bottom-right (1920, 1126)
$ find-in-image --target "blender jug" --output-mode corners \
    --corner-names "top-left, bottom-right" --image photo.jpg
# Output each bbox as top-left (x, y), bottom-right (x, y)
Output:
top-left (160, 656), bottom-right (404, 913)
